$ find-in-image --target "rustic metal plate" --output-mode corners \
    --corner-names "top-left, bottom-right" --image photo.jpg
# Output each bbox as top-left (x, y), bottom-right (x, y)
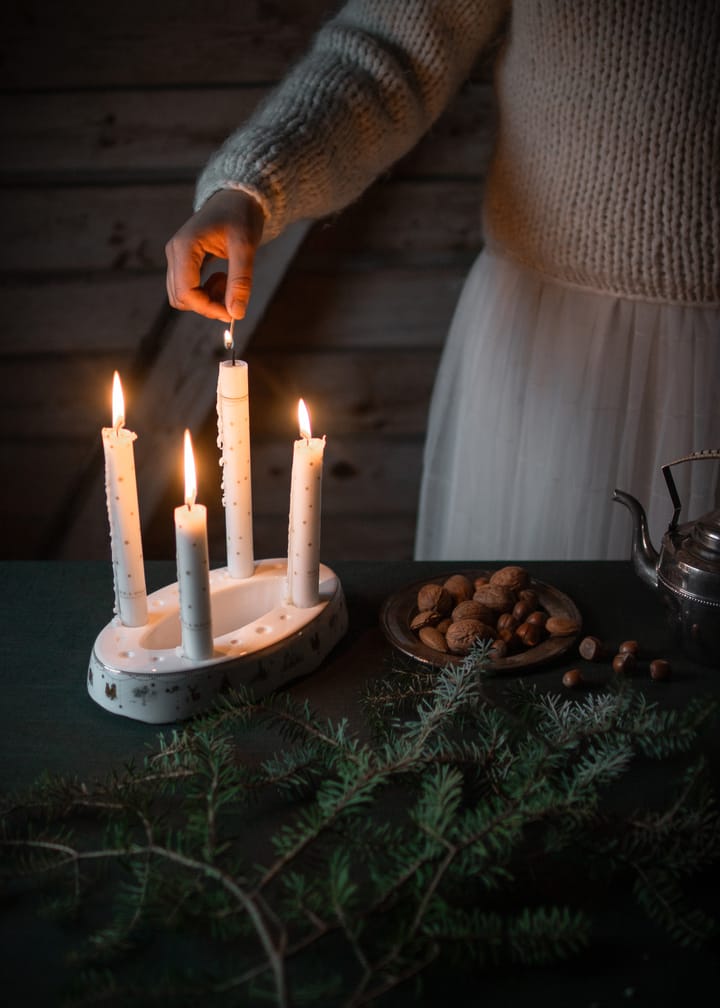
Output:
top-left (380, 570), bottom-right (582, 672)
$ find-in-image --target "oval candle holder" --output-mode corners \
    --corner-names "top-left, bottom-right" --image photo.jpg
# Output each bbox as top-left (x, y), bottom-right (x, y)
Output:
top-left (88, 559), bottom-right (347, 724)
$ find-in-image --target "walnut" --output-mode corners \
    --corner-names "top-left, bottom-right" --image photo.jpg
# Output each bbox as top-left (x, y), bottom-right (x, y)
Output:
top-left (489, 565), bottom-right (530, 592)
top-left (452, 599), bottom-right (495, 623)
top-left (416, 583), bottom-right (453, 615)
top-left (443, 573), bottom-right (474, 604)
top-left (473, 584), bottom-right (515, 613)
top-left (445, 618), bottom-right (495, 654)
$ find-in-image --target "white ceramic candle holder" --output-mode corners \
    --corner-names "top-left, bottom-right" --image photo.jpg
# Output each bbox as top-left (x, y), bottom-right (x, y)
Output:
top-left (88, 559), bottom-right (347, 724)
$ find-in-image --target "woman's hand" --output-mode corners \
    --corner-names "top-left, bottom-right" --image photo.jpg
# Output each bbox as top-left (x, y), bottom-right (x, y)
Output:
top-left (165, 189), bottom-right (265, 322)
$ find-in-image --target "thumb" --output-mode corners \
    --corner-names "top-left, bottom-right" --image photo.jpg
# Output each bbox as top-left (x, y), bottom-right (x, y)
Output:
top-left (226, 263), bottom-right (254, 321)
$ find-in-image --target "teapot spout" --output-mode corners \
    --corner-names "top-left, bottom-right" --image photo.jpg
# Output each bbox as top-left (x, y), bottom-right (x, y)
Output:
top-left (612, 489), bottom-right (659, 589)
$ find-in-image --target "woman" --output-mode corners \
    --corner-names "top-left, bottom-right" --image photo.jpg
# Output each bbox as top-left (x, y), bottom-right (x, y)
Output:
top-left (165, 0), bottom-right (720, 560)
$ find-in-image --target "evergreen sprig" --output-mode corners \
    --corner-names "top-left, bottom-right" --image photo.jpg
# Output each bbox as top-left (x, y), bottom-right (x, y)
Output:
top-left (1, 652), bottom-right (718, 1007)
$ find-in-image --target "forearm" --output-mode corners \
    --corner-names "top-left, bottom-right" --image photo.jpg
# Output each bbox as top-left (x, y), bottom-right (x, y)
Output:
top-left (194, 0), bottom-right (508, 241)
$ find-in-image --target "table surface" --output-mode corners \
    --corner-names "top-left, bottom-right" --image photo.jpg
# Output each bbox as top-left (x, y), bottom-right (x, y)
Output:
top-left (1, 559), bottom-right (719, 1005)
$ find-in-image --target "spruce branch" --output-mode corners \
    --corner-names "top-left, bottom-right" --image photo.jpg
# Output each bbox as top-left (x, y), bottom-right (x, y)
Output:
top-left (1, 652), bottom-right (718, 1007)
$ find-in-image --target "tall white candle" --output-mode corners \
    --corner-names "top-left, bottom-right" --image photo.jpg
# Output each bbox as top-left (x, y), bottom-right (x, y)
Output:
top-left (287, 399), bottom-right (325, 608)
top-left (102, 371), bottom-right (148, 627)
top-left (217, 353), bottom-right (254, 578)
top-left (174, 430), bottom-right (214, 660)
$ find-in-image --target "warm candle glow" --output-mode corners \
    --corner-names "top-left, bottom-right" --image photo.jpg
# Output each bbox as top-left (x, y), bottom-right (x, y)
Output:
top-left (298, 398), bottom-right (312, 439)
top-left (184, 429), bottom-right (197, 508)
top-left (112, 371), bottom-right (125, 430)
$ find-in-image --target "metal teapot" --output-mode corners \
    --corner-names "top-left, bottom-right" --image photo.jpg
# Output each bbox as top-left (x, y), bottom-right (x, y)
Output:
top-left (613, 450), bottom-right (720, 667)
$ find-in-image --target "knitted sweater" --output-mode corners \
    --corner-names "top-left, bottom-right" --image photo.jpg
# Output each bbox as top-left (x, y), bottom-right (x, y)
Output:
top-left (195, 0), bottom-right (720, 306)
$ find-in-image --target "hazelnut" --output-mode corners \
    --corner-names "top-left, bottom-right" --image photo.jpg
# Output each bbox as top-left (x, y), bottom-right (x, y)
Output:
top-left (618, 640), bottom-right (640, 657)
top-left (496, 612), bottom-right (519, 633)
top-left (562, 668), bottom-right (583, 688)
top-left (488, 639), bottom-right (509, 660)
top-left (526, 610), bottom-right (548, 628)
top-left (497, 627), bottom-right (522, 652)
top-left (436, 617), bottom-right (452, 634)
top-left (446, 618), bottom-right (495, 655)
top-left (612, 652), bottom-right (636, 675)
top-left (489, 565), bottom-right (530, 592)
top-left (418, 626), bottom-right (449, 652)
top-left (417, 583), bottom-right (453, 615)
top-left (545, 616), bottom-right (581, 637)
top-left (516, 621), bottom-right (543, 648)
top-left (517, 589), bottom-right (539, 609)
top-left (578, 635), bottom-right (605, 661)
top-left (649, 658), bottom-right (672, 681)
top-left (443, 573), bottom-right (474, 605)
top-left (512, 599), bottom-right (533, 623)
top-left (473, 576), bottom-right (490, 590)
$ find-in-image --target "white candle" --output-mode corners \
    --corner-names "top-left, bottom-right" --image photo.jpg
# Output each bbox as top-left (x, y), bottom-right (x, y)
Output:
top-left (287, 399), bottom-right (325, 608)
top-left (217, 347), bottom-right (254, 578)
top-left (102, 371), bottom-right (148, 627)
top-left (174, 430), bottom-right (214, 660)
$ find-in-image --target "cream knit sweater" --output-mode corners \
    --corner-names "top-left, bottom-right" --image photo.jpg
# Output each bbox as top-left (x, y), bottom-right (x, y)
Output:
top-left (195, 0), bottom-right (720, 305)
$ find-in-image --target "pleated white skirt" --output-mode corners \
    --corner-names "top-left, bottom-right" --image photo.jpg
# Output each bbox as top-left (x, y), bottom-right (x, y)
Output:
top-left (415, 249), bottom-right (720, 561)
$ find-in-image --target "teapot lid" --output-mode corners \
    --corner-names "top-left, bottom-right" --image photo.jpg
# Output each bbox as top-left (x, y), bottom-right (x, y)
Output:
top-left (690, 509), bottom-right (720, 559)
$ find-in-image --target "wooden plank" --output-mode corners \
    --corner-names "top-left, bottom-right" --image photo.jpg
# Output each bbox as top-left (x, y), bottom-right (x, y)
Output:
top-left (141, 436), bottom-right (422, 564)
top-left (0, 179), bottom-right (482, 274)
top-left (249, 437), bottom-right (423, 517)
top-left (3, 2), bottom-right (493, 91)
top-left (141, 507), bottom-right (418, 565)
top-left (296, 179), bottom-right (484, 266)
top-left (0, 265), bottom-right (463, 361)
top-left (0, 183), bottom-right (194, 274)
top-left (247, 349), bottom-right (439, 437)
top-left (0, 80), bottom-right (493, 181)
top-left (231, 513), bottom-right (417, 564)
top-left (0, 276), bottom-right (166, 356)
top-left (0, 353), bottom-right (136, 439)
top-left (255, 265), bottom-right (464, 350)
top-left (2, 0), bottom-right (338, 88)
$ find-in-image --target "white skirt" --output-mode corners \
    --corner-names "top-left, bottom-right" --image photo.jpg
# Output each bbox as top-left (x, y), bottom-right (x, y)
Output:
top-left (415, 249), bottom-right (720, 561)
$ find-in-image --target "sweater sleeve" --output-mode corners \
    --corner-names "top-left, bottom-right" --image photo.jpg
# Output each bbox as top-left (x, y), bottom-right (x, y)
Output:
top-left (194, 0), bottom-right (509, 241)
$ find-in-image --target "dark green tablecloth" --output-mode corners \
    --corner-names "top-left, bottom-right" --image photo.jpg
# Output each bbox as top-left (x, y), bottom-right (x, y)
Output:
top-left (1, 560), bottom-right (718, 1006)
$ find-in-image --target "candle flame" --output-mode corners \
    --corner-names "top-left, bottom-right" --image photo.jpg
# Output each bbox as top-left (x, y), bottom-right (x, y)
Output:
top-left (298, 398), bottom-right (312, 440)
top-left (112, 371), bottom-right (125, 430)
top-left (184, 429), bottom-right (197, 508)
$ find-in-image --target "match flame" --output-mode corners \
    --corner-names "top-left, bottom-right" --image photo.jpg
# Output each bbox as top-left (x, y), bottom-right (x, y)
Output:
top-left (112, 371), bottom-right (125, 431)
top-left (184, 429), bottom-right (197, 508)
top-left (298, 398), bottom-right (312, 440)
top-left (223, 328), bottom-right (233, 351)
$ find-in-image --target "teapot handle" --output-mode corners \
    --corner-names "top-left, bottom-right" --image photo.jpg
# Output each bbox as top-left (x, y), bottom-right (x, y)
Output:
top-left (662, 449), bottom-right (720, 531)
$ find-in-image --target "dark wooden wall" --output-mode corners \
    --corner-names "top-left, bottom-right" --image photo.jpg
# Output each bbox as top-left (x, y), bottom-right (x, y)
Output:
top-left (0, 0), bottom-right (495, 564)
